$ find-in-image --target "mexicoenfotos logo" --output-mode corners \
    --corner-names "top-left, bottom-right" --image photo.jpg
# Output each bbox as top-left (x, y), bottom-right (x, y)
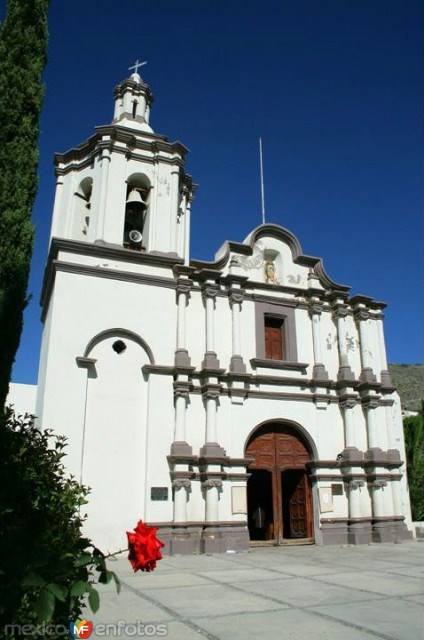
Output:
top-left (69, 619), bottom-right (93, 639)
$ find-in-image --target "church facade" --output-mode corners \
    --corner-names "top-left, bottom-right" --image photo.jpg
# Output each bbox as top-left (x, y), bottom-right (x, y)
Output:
top-left (35, 70), bottom-right (413, 554)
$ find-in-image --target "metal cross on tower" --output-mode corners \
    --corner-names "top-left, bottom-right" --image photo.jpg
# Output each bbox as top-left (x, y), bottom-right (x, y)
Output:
top-left (128, 59), bottom-right (147, 75)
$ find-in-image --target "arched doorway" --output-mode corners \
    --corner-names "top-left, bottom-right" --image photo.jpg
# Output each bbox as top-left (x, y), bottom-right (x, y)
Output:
top-left (245, 422), bottom-right (314, 544)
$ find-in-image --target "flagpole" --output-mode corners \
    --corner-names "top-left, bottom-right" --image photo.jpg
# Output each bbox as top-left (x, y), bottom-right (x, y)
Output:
top-left (259, 137), bottom-right (265, 224)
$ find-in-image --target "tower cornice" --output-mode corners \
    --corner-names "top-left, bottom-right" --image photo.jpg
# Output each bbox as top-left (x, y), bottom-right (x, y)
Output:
top-left (54, 125), bottom-right (188, 169)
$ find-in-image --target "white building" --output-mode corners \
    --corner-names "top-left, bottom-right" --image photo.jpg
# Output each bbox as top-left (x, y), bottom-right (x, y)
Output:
top-left (33, 70), bottom-right (413, 553)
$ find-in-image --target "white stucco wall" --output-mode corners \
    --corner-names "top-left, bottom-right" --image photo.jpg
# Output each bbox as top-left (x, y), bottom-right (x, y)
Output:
top-left (7, 383), bottom-right (37, 416)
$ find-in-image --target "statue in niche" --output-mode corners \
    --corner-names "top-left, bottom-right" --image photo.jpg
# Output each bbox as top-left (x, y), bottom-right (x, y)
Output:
top-left (264, 260), bottom-right (279, 284)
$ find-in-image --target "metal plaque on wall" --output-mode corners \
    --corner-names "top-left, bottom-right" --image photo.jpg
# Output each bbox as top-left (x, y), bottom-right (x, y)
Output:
top-left (151, 487), bottom-right (168, 501)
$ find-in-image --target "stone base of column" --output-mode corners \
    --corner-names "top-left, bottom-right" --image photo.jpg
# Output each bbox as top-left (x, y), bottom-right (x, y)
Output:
top-left (340, 446), bottom-right (364, 463)
top-left (200, 526), bottom-right (226, 553)
top-left (380, 369), bottom-right (394, 388)
top-left (199, 442), bottom-right (227, 458)
top-left (359, 367), bottom-right (377, 383)
top-left (170, 525), bottom-right (203, 555)
top-left (174, 349), bottom-right (191, 367)
top-left (151, 523), bottom-right (250, 555)
top-left (170, 441), bottom-right (193, 456)
top-left (201, 351), bottom-right (221, 370)
top-left (312, 364), bottom-right (329, 381)
top-left (372, 518), bottom-right (413, 543)
top-left (364, 448), bottom-right (387, 464)
top-left (320, 519), bottom-right (349, 545)
top-left (201, 524), bottom-right (250, 554)
top-left (230, 355), bottom-right (246, 374)
top-left (337, 365), bottom-right (355, 382)
top-left (347, 519), bottom-right (372, 545)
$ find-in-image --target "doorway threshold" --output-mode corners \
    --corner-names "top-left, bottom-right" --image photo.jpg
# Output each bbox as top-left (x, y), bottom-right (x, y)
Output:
top-left (249, 538), bottom-right (315, 548)
top-left (280, 537), bottom-right (315, 546)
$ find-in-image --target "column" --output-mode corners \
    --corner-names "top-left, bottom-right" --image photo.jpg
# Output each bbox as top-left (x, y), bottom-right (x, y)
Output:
top-left (229, 286), bottom-right (246, 373)
top-left (365, 399), bottom-right (380, 449)
top-left (203, 479), bottom-right (222, 522)
top-left (340, 398), bottom-right (358, 449)
top-left (204, 386), bottom-right (219, 444)
top-left (170, 381), bottom-right (192, 457)
top-left (96, 147), bottom-right (111, 241)
top-left (376, 314), bottom-right (393, 387)
top-left (175, 276), bottom-right (192, 367)
top-left (169, 167), bottom-right (180, 254)
top-left (391, 476), bottom-right (403, 517)
top-left (183, 195), bottom-right (192, 266)
top-left (201, 281), bottom-right (220, 370)
top-left (332, 304), bottom-right (354, 381)
top-left (309, 299), bottom-right (328, 381)
top-left (348, 480), bottom-right (363, 520)
top-left (200, 383), bottom-right (225, 459)
top-left (172, 479), bottom-right (190, 522)
top-left (370, 479), bottom-right (387, 519)
top-left (354, 307), bottom-right (376, 383)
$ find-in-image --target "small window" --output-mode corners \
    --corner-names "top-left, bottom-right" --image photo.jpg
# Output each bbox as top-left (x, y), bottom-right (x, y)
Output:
top-left (264, 316), bottom-right (285, 360)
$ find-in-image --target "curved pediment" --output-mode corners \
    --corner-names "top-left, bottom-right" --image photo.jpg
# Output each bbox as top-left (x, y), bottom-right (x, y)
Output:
top-left (192, 223), bottom-right (350, 294)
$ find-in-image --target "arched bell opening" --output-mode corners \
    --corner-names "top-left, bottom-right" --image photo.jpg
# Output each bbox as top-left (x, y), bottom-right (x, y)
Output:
top-left (72, 176), bottom-right (93, 240)
top-left (245, 421), bottom-right (316, 545)
top-left (123, 173), bottom-right (150, 251)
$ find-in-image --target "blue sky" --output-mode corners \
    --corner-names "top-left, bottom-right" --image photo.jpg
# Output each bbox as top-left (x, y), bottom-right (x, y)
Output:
top-left (5, 0), bottom-right (423, 383)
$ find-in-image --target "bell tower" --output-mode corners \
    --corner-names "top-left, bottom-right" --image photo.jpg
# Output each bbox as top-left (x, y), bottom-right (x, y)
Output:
top-left (50, 63), bottom-right (195, 261)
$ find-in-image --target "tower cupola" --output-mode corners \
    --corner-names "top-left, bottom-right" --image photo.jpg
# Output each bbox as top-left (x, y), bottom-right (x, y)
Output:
top-left (113, 61), bottom-right (154, 132)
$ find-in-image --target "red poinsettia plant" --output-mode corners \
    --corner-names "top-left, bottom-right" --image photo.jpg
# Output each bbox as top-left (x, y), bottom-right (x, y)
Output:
top-left (126, 521), bottom-right (164, 572)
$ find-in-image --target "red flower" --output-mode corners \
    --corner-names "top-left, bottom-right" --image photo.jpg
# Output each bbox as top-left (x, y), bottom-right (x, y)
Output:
top-left (126, 520), bottom-right (164, 572)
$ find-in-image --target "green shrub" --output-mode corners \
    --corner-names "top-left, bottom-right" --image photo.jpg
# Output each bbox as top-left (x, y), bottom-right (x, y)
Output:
top-left (0, 409), bottom-right (119, 638)
top-left (404, 410), bottom-right (424, 521)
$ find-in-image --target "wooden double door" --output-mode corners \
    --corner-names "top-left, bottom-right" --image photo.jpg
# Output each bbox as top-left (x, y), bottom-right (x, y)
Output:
top-left (246, 424), bottom-right (314, 543)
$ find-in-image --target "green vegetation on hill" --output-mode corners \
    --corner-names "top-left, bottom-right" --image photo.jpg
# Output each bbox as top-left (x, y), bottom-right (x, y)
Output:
top-left (389, 364), bottom-right (424, 411)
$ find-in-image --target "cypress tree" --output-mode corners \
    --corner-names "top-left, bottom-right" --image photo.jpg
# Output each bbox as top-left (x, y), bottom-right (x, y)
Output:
top-left (0, 0), bottom-right (49, 413)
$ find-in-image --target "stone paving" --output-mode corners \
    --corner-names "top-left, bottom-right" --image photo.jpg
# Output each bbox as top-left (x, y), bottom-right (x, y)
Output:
top-left (89, 541), bottom-right (424, 639)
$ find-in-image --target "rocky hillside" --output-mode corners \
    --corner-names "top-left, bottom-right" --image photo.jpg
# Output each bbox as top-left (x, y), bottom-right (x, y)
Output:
top-left (389, 364), bottom-right (424, 412)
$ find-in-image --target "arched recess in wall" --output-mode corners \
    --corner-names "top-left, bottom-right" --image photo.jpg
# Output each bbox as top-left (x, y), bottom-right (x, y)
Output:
top-left (84, 327), bottom-right (154, 364)
top-left (72, 177), bottom-right (93, 240)
top-left (80, 328), bottom-right (154, 552)
top-left (123, 173), bottom-right (151, 251)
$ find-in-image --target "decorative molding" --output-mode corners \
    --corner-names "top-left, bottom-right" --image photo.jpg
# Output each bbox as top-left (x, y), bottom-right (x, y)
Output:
top-left (228, 288), bottom-right (245, 305)
top-left (201, 284), bottom-right (219, 300)
top-left (250, 358), bottom-right (308, 372)
top-left (202, 479), bottom-right (223, 489)
top-left (172, 479), bottom-right (191, 490)
top-left (76, 356), bottom-right (97, 369)
top-left (348, 480), bottom-right (365, 490)
top-left (176, 277), bottom-right (192, 296)
top-left (353, 308), bottom-right (370, 322)
top-left (173, 380), bottom-right (191, 399)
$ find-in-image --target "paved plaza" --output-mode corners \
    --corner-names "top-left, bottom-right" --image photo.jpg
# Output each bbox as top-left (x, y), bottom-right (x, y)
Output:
top-left (90, 541), bottom-right (424, 639)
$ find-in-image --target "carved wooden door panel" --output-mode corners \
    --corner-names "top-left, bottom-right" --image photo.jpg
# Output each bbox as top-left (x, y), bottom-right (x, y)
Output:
top-left (288, 473), bottom-right (307, 538)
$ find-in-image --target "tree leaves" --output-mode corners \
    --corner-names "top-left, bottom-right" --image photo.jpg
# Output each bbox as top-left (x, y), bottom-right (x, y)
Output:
top-left (88, 587), bottom-right (100, 613)
top-left (34, 588), bottom-right (55, 622)
top-left (70, 581), bottom-right (90, 598)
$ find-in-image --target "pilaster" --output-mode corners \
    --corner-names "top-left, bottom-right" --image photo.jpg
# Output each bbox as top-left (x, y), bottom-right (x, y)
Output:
top-left (353, 305), bottom-right (377, 383)
top-left (308, 298), bottom-right (329, 382)
top-left (332, 301), bottom-right (355, 382)
top-left (201, 276), bottom-right (221, 370)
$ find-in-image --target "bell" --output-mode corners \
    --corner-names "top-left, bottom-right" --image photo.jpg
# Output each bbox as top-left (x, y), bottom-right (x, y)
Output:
top-left (126, 188), bottom-right (147, 211)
